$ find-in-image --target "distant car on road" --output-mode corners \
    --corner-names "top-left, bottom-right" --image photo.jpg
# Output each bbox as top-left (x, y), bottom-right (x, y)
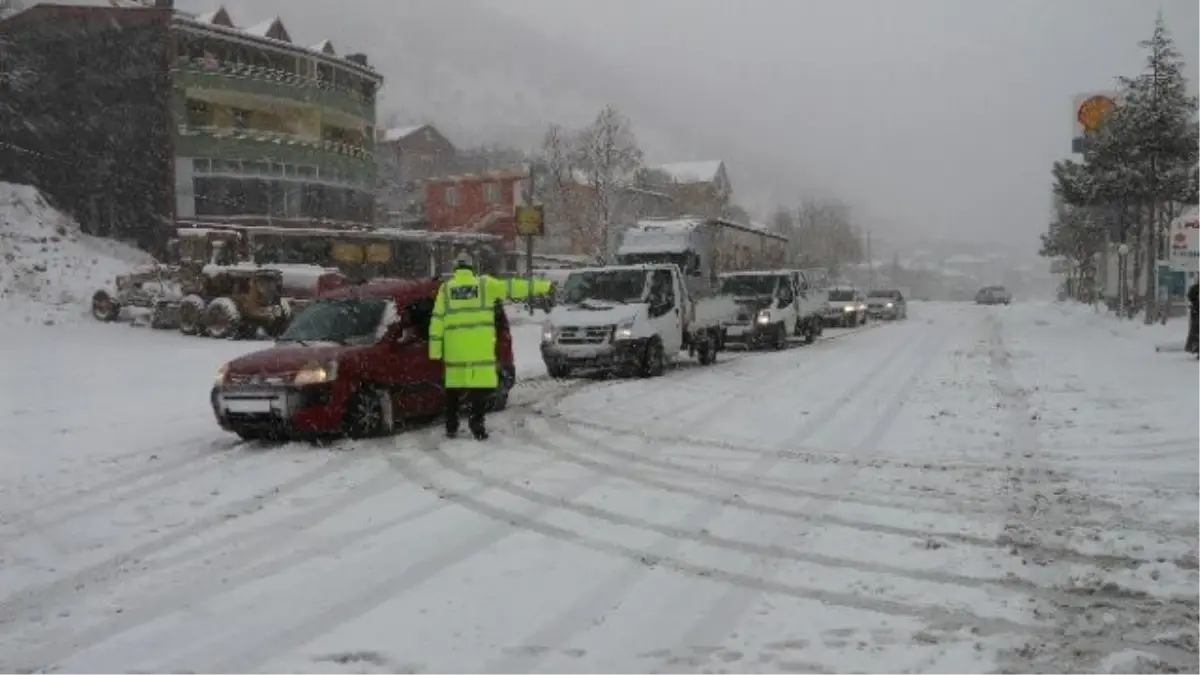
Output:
top-left (866, 288), bottom-right (907, 320)
top-left (975, 286), bottom-right (1012, 305)
top-left (823, 286), bottom-right (868, 328)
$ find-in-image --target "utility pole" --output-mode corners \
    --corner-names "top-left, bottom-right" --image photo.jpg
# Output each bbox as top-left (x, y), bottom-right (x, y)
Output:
top-left (866, 230), bottom-right (875, 290)
top-left (525, 161), bottom-right (536, 315)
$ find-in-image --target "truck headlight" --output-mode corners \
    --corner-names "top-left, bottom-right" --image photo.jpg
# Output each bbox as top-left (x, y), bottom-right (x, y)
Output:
top-left (541, 322), bottom-right (556, 344)
top-left (886, 302), bottom-right (894, 308)
top-left (613, 318), bottom-right (634, 341)
top-left (843, 305), bottom-right (855, 312)
top-left (293, 360), bottom-right (338, 386)
top-left (214, 363), bottom-right (229, 387)
top-left (756, 310), bottom-right (771, 325)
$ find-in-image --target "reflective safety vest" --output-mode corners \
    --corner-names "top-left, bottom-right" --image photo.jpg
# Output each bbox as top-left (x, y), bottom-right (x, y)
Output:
top-left (429, 269), bottom-right (552, 389)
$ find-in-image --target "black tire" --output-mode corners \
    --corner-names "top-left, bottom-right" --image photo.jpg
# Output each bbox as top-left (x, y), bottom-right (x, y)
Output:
top-left (804, 321), bottom-right (818, 344)
top-left (696, 338), bottom-right (716, 365)
top-left (91, 290), bottom-right (120, 322)
top-left (343, 388), bottom-right (387, 439)
top-left (773, 323), bottom-right (787, 350)
top-left (639, 339), bottom-right (666, 378)
top-left (204, 299), bottom-right (240, 339)
top-left (178, 296), bottom-right (205, 336)
top-left (490, 367), bottom-right (514, 412)
top-left (546, 362), bottom-right (571, 379)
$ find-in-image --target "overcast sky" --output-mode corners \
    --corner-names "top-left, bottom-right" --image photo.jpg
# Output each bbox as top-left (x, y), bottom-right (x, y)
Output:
top-left (34, 0), bottom-right (1200, 257)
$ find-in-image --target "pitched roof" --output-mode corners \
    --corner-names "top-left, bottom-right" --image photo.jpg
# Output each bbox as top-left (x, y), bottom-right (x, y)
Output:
top-left (244, 16), bottom-right (291, 43)
top-left (312, 39), bottom-right (336, 55)
top-left (382, 125), bottom-right (427, 142)
top-left (654, 160), bottom-right (725, 185)
top-left (194, 6), bottom-right (233, 27)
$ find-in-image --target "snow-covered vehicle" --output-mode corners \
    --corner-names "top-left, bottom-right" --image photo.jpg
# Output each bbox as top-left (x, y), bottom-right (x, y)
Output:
top-left (211, 278), bottom-right (517, 441)
top-left (90, 264), bottom-right (183, 328)
top-left (719, 269), bottom-right (826, 348)
top-left (975, 285), bottom-right (1012, 305)
top-left (822, 286), bottom-right (868, 328)
top-left (540, 264), bottom-right (734, 378)
top-left (866, 288), bottom-right (908, 320)
top-left (171, 265), bottom-right (292, 339)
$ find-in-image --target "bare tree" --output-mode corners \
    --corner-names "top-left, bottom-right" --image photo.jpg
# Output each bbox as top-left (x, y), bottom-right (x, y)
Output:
top-left (784, 197), bottom-right (864, 273)
top-left (574, 105), bottom-right (644, 262)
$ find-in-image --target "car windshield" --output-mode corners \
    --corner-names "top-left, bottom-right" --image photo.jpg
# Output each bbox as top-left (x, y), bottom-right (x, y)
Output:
top-left (560, 270), bottom-right (648, 304)
top-left (868, 290), bottom-right (898, 298)
top-left (720, 275), bottom-right (779, 296)
top-left (279, 298), bottom-right (387, 345)
top-left (829, 290), bottom-right (856, 301)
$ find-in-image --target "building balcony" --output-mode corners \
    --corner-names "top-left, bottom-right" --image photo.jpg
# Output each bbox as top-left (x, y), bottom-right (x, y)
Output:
top-left (175, 125), bottom-right (376, 186)
top-left (173, 57), bottom-right (375, 124)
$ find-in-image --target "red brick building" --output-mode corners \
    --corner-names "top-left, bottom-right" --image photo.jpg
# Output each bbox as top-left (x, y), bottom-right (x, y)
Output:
top-left (423, 170), bottom-right (528, 252)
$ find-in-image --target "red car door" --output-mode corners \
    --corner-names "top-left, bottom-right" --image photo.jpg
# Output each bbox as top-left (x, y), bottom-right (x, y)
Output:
top-left (387, 298), bottom-right (445, 419)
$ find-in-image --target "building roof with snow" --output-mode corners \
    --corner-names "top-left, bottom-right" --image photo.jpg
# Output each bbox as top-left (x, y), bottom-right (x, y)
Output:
top-left (178, 5), bottom-right (379, 80)
top-left (654, 161), bottom-right (726, 185)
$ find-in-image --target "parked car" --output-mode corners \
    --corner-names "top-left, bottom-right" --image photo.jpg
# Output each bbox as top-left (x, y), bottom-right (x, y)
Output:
top-left (822, 286), bottom-right (868, 328)
top-left (975, 286), bottom-right (1012, 305)
top-left (866, 288), bottom-right (907, 320)
top-left (210, 278), bottom-right (517, 442)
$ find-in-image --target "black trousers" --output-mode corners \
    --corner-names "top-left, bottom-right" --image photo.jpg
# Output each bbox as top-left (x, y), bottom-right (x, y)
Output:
top-left (445, 388), bottom-right (490, 435)
top-left (1186, 308), bottom-right (1199, 353)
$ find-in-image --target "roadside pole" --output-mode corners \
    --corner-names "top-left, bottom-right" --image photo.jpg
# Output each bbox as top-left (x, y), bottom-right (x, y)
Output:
top-left (515, 204), bottom-right (545, 316)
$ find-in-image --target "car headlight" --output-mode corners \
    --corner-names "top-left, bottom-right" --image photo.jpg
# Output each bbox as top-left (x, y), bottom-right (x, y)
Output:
top-left (756, 309), bottom-right (771, 325)
top-left (843, 305), bottom-right (855, 312)
top-left (858, 304), bottom-right (867, 311)
top-left (613, 318), bottom-right (635, 341)
top-left (541, 322), bottom-right (556, 343)
top-left (214, 363), bottom-right (229, 387)
top-left (293, 360), bottom-right (338, 386)
top-left (886, 302), bottom-right (894, 308)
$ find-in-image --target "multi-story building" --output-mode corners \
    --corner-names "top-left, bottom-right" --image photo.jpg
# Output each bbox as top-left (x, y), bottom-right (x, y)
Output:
top-left (376, 123), bottom-right (458, 227)
top-left (649, 160), bottom-right (733, 218)
top-left (0, 2), bottom-right (381, 255)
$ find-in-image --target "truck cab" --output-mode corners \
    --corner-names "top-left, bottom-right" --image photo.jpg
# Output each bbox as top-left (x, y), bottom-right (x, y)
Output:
top-left (540, 263), bottom-right (724, 379)
top-left (718, 269), bottom-right (826, 348)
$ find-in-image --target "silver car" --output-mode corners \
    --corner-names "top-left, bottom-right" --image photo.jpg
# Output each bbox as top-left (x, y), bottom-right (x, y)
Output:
top-left (823, 287), bottom-right (867, 328)
top-left (866, 289), bottom-right (907, 320)
top-left (975, 286), bottom-right (1012, 305)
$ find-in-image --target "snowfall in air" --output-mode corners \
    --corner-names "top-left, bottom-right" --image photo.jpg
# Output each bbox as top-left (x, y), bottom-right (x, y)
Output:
top-left (1, 188), bottom-right (1198, 674)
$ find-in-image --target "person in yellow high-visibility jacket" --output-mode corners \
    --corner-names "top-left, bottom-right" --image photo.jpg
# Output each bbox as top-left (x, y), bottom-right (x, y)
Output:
top-left (430, 252), bottom-right (553, 440)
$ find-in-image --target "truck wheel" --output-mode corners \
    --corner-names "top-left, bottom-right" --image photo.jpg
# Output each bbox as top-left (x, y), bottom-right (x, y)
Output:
top-left (639, 339), bottom-right (666, 378)
top-left (546, 363), bottom-right (571, 379)
top-left (91, 290), bottom-right (120, 322)
top-left (178, 295), bottom-right (206, 335)
top-left (343, 387), bottom-right (387, 439)
top-left (697, 339), bottom-right (717, 365)
top-left (772, 323), bottom-right (787, 349)
top-left (804, 321), bottom-right (818, 344)
top-left (204, 298), bottom-right (241, 339)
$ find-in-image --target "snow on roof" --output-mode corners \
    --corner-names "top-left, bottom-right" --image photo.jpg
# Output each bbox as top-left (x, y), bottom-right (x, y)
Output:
top-left (243, 16), bottom-right (290, 42)
top-left (654, 160), bottom-right (724, 185)
top-left (193, 8), bottom-right (231, 26)
top-left (382, 125), bottom-right (426, 143)
top-left (312, 39), bottom-right (336, 55)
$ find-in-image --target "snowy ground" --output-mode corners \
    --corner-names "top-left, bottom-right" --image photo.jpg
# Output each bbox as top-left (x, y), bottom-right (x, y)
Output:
top-left (0, 301), bottom-right (1196, 674)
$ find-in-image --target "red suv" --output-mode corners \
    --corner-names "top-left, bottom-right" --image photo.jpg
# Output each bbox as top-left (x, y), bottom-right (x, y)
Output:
top-left (211, 278), bottom-right (516, 441)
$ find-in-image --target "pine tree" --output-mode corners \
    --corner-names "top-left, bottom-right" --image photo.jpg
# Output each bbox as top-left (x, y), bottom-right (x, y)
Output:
top-left (1118, 14), bottom-right (1200, 321)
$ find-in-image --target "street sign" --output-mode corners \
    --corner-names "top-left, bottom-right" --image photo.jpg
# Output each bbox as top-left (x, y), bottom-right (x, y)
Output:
top-left (515, 205), bottom-right (545, 237)
top-left (1168, 207), bottom-right (1198, 273)
top-left (1070, 91), bottom-right (1118, 155)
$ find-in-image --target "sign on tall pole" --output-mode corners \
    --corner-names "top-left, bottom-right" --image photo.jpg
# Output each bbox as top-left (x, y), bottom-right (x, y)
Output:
top-left (1071, 91), bottom-right (1117, 154)
top-left (515, 203), bottom-right (545, 314)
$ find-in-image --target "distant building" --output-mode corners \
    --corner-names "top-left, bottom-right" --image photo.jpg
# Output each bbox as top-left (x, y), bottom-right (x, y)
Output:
top-left (376, 123), bottom-right (458, 227)
top-left (423, 170), bottom-right (529, 266)
top-left (649, 160), bottom-right (733, 217)
top-left (0, 2), bottom-right (382, 254)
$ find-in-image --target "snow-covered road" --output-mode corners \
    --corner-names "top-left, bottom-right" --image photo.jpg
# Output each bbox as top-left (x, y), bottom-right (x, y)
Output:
top-left (0, 302), bottom-right (1195, 673)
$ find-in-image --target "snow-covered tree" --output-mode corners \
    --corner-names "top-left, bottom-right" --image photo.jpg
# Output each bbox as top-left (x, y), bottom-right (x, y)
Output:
top-left (574, 105), bottom-right (644, 262)
top-left (770, 197), bottom-right (864, 271)
top-left (1040, 198), bottom-right (1105, 299)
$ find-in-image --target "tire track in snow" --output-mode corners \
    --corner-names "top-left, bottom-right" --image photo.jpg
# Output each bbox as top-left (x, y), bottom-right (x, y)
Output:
top-left (11, 381), bottom-right (596, 672)
top-left (206, 432), bottom-right (656, 672)
top-left (0, 436), bottom-right (250, 538)
top-left (0, 448), bottom-right (366, 628)
top-left (485, 323), bottom-right (955, 673)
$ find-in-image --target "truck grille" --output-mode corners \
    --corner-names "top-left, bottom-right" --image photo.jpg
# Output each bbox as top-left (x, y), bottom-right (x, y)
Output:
top-left (557, 325), bottom-right (613, 345)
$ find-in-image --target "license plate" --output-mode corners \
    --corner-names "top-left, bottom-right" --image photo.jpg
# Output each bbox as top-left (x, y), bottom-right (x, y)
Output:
top-left (223, 398), bottom-right (274, 413)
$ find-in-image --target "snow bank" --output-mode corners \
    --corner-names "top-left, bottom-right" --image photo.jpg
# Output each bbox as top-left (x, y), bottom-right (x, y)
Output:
top-left (1046, 299), bottom-right (1186, 350)
top-left (0, 182), bottom-right (155, 325)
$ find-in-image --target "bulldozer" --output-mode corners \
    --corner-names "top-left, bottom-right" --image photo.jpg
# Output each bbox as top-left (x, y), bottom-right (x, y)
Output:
top-left (91, 264), bottom-right (183, 327)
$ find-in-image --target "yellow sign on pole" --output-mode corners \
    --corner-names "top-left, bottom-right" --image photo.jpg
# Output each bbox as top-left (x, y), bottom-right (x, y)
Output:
top-left (515, 205), bottom-right (545, 237)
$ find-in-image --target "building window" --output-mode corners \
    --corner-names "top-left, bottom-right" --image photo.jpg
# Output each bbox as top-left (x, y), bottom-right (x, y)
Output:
top-left (185, 99), bottom-right (212, 127)
top-left (483, 182), bottom-right (501, 204)
top-left (232, 108), bottom-right (251, 130)
top-left (444, 185), bottom-right (459, 206)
